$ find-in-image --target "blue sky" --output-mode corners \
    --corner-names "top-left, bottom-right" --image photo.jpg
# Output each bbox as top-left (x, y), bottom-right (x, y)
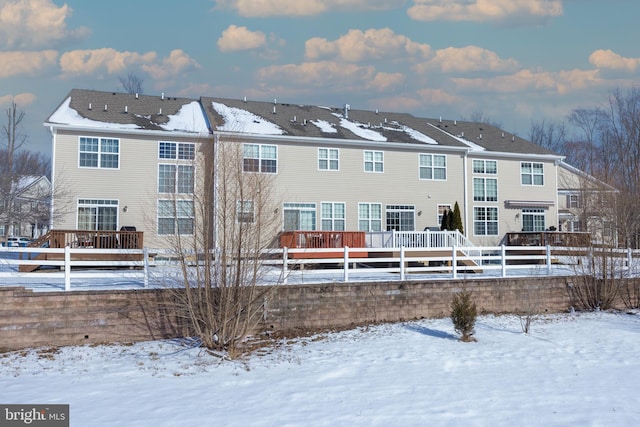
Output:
top-left (2, 0), bottom-right (640, 155)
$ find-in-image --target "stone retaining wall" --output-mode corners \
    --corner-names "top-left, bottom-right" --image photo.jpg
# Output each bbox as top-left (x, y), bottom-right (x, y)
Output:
top-left (0, 276), bottom-right (577, 351)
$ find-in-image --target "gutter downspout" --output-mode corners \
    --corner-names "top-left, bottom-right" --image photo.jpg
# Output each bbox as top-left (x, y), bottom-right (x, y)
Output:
top-left (48, 125), bottom-right (56, 231)
top-left (462, 150), bottom-right (469, 238)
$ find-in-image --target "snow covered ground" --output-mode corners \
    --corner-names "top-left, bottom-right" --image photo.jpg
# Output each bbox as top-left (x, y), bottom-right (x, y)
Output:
top-left (2, 311), bottom-right (639, 426)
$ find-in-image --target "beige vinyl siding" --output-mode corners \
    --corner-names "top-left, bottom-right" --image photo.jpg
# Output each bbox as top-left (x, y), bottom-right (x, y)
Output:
top-left (467, 155), bottom-right (559, 246)
top-left (53, 129), bottom-right (209, 249)
top-left (262, 139), bottom-right (466, 232)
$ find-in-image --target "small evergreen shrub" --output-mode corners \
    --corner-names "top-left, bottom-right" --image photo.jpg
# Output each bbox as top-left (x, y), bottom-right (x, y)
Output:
top-left (451, 288), bottom-right (477, 342)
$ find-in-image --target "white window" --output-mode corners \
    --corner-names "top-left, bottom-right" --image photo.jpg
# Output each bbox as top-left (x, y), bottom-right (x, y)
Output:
top-left (568, 194), bottom-right (581, 209)
top-left (473, 207), bottom-right (498, 236)
top-left (419, 154), bottom-right (446, 180)
top-left (318, 148), bottom-right (339, 171)
top-left (158, 200), bottom-right (194, 235)
top-left (237, 200), bottom-right (254, 223)
top-left (283, 203), bottom-right (316, 231)
top-left (522, 208), bottom-right (545, 232)
top-left (243, 144), bottom-right (277, 173)
top-left (386, 205), bottom-right (415, 231)
top-left (364, 150), bottom-right (384, 173)
top-left (473, 178), bottom-right (498, 202)
top-left (79, 137), bottom-right (119, 169)
top-left (473, 159), bottom-right (497, 174)
top-left (437, 204), bottom-right (452, 226)
top-left (521, 162), bottom-right (544, 186)
top-left (77, 199), bottom-right (118, 230)
top-left (158, 142), bottom-right (195, 160)
top-left (158, 164), bottom-right (194, 194)
top-left (359, 203), bottom-right (382, 232)
top-left (321, 202), bottom-right (345, 231)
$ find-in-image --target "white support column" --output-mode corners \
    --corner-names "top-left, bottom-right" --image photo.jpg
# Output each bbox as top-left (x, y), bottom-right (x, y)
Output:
top-left (400, 246), bottom-right (406, 281)
top-left (64, 245), bottom-right (71, 291)
top-left (343, 246), bottom-right (349, 282)
top-left (501, 244), bottom-right (507, 278)
top-left (546, 245), bottom-right (552, 275)
top-left (451, 245), bottom-right (457, 279)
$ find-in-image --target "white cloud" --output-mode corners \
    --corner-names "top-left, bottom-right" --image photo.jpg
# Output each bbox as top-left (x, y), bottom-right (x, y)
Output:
top-left (217, 25), bottom-right (267, 52)
top-left (408, 0), bottom-right (563, 24)
top-left (589, 49), bottom-right (640, 72)
top-left (0, 92), bottom-right (36, 107)
top-left (59, 48), bottom-right (157, 77)
top-left (256, 61), bottom-right (401, 92)
top-left (0, 0), bottom-right (89, 49)
top-left (306, 28), bottom-right (431, 62)
top-left (414, 46), bottom-right (520, 74)
top-left (142, 50), bottom-right (201, 80)
top-left (214, 0), bottom-right (404, 17)
top-left (0, 50), bottom-right (58, 78)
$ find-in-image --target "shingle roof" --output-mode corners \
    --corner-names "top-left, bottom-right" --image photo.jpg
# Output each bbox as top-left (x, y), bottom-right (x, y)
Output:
top-left (47, 89), bottom-right (200, 131)
top-left (46, 89), bottom-right (559, 157)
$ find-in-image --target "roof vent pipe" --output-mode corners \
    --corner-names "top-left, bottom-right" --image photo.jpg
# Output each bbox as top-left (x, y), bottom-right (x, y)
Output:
top-left (344, 104), bottom-right (350, 118)
top-left (273, 105), bottom-right (276, 114)
top-left (135, 93), bottom-right (139, 99)
top-left (461, 131), bottom-right (464, 137)
top-left (243, 96), bottom-right (247, 103)
top-left (439, 116), bottom-right (442, 123)
top-left (454, 120), bottom-right (457, 125)
top-left (375, 109), bottom-right (379, 114)
top-left (104, 104), bottom-right (108, 111)
top-left (501, 132), bottom-right (504, 138)
top-left (88, 103), bottom-right (92, 110)
top-left (303, 119), bottom-right (307, 125)
top-left (274, 98), bottom-right (277, 104)
top-left (161, 93), bottom-right (165, 100)
top-left (512, 135), bottom-right (515, 142)
top-left (158, 108), bottom-right (162, 115)
top-left (292, 115), bottom-right (296, 122)
top-left (125, 106), bottom-right (128, 113)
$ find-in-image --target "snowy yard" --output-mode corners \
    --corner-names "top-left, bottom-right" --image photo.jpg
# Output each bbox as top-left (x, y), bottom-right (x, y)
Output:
top-left (2, 312), bottom-right (639, 426)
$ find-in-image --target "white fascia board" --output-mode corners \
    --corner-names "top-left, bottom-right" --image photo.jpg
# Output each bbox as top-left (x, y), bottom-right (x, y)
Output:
top-left (44, 122), bottom-right (212, 140)
top-left (213, 131), bottom-right (470, 154)
top-left (468, 150), bottom-right (565, 163)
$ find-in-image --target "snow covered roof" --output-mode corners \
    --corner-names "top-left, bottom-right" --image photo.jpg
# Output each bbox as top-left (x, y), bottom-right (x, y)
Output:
top-left (46, 89), bottom-right (209, 134)
top-left (44, 89), bottom-right (559, 156)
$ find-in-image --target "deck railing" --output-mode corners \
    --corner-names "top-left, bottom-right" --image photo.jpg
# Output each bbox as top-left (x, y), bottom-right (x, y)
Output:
top-left (40, 229), bottom-right (144, 249)
top-left (505, 231), bottom-right (591, 247)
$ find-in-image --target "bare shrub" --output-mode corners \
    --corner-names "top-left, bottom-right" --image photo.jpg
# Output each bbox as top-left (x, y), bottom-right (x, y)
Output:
top-left (619, 278), bottom-right (640, 309)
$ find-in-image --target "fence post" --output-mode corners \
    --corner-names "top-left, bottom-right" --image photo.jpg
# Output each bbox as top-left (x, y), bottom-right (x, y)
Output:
top-left (627, 247), bottom-right (632, 278)
top-left (343, 246), bottom-right (349, 282)
top-left (546, 245), bottom-right (552, 275)
top-left (143, 247), bottom-right (149, 288)
top-left (64, 245), bottom-right (71, 291)
top-left (501, 244), bottom-right (507, 278)
top-left (283, 246), bottom-right (289, 285)
top-left (400, 246), bottom-right (405, 281)
top-left (451, 245), bottom-right (457, 279)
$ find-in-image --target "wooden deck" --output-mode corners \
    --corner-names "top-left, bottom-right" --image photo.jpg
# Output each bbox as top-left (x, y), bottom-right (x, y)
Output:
top-left (279, 231), bottom-right (368, 258)
top-left (19, 229), bottom-right (145, 272)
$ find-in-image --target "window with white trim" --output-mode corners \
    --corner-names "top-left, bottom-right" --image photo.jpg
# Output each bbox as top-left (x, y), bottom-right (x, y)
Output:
top-left (358, 203), bottom-right (382, 232)
top-left (364, 150), bottom-right (384, 173)
top-left (522, 208), bottom-right (545, 232)
top-left (320, 202), bottom-right (345, 231)
top-left (473, 206), bottom-right (498, 236)
top-left (159, 142), bottom-right (195, 160)
top-left (283, 203), bottom-right (316, 231)
top-left (419, 154), bottom-right (446, 180)
top-left (521, 162), bottom-right (544, 186)
top-left (568, 194), bottom-right (580, 209)
top-left (386, 205), bottom-right (415, 231)
top-left (237, 200), bottom-right (254, 223)
top-left (158, 164), bottom-right (194, 194)
top-left (77, 199), bottom-right (118, 230)
top-left (318, 148), bottom-right (339, 171)
top-left (473, 178), bottom-right (498, 202)
top-left (79, 137), bottom-right (119, 169)
top-left (243, 144), bottom-right (277, 173)
top-left (158, 199), bottom-right (194, 235)
top-left (472, 159), bottom-right (497, 174)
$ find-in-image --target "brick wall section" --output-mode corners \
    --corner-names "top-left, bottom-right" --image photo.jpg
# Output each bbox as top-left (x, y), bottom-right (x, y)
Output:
top-left (1, 276), bottom-right (577, 351)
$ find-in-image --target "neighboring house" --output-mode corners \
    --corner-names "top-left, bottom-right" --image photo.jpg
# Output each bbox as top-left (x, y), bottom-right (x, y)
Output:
top-left (557, 162), bottom-right (619, 246)
top-left (0, 175), bottom-right (51, 240)
top-left (46, 89), bottom-right (586, 251)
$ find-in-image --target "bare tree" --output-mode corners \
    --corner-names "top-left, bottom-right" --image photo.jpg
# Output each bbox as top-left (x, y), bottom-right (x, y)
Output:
top-left (166, 138), bottom-right (281, 358)
top-left (528, 119), bottom-right (567, 154)
top-left (2, 101), bottom-right (27, 176)
top-left (119, 73), bottom-right (144, 95)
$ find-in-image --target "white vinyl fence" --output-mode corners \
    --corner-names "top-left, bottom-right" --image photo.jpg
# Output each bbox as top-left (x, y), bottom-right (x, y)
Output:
top-left (2, 245), bottom-right (640, 291)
